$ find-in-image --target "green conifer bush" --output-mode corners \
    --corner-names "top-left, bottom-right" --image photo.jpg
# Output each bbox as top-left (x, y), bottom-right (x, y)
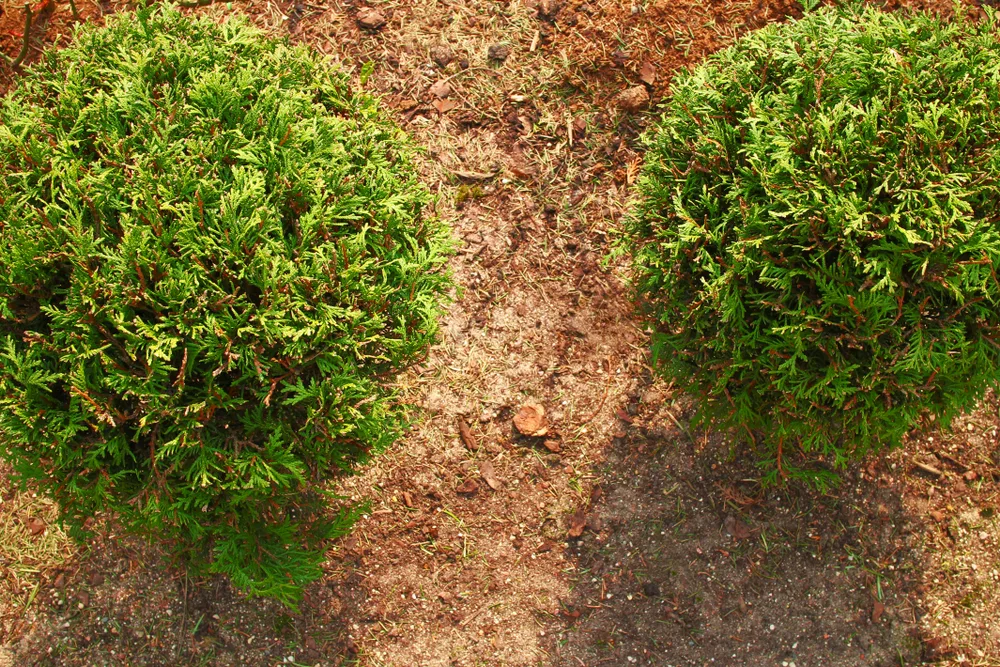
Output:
top-left (624, 6), bottom-right (1000, 484)
top-left (0, 6), bottom-right (450, 604)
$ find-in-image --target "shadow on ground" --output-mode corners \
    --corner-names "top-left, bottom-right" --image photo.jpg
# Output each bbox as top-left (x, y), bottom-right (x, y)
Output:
top-left (546, 392), bottom-right (931, 667)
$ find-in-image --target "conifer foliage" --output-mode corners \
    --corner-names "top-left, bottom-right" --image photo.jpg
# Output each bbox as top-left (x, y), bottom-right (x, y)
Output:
top-left (0, 7), bottom-right (450, 603)
top-left (625, 7), bottom-right (1000, 484)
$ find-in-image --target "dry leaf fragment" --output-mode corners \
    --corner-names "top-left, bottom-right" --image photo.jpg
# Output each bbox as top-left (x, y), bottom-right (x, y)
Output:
top-left (26, 517), bottom-right (45, 536)
top-left (433, 99), bottom-right (459, 113)
top-left (567, 508), bottom-right (586, 537)
top-left (542, 439), bottom-right (561, 453)
top-left (536, 539), bottom-right (555, 554)
top-left (429, 80), bottom-right (452, 98)
top-left (514, 402), bottom-right (548, 436)
top-left (451, 168), bottom-right (497, 181)
top-left (625, 158), bottom-right (641, 185)
top-left (722, 515), bottom-right (753, 540)
top-left (872, 600), bottom-right (885, 623)
top-left (589, 485), bottom-right (603, 503)
top-left (639, 60), bottom-right (657, 85)
top-left (479, 461), bottom-right (501, 490)
top-left (509, 163), bottom-right (538, 180)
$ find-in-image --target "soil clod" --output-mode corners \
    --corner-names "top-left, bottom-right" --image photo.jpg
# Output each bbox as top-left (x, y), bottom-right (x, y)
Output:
top-left (455, 479), bottom-right (479, 496)
top-left (487, 43), bottom-right (512, 63)
top-left (613, 85), bottom-right (649, 112)
top-left (430, 44), bottom-right (453, 68)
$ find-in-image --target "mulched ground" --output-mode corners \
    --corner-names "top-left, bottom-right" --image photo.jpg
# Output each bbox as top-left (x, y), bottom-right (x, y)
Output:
top-left (1, 0), bottom-right (997, 666)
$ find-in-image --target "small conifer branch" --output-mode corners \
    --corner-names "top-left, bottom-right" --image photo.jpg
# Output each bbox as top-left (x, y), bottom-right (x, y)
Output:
top-left (0, 4), bottom-right (33, 69)
top-left (776, 437), bottom-right (786, 481)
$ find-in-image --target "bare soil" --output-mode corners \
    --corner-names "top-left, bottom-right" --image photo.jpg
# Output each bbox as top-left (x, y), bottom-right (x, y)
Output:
top-left (1, 1), bottom-right (998, 666)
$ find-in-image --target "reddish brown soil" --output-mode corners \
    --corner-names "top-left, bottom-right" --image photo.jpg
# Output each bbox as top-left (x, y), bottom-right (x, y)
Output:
top-left (1, 1), bottom-right (997, 666)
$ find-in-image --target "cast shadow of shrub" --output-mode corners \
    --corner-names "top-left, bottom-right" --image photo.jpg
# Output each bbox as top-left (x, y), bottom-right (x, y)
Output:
top-left (545, 393), bottom-right (942, 667)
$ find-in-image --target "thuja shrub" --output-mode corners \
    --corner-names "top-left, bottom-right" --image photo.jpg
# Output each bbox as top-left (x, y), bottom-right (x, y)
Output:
top-left (624, 6), bottom-right (1000, 484)
top-left (0, 6), bottom-right (450, 604)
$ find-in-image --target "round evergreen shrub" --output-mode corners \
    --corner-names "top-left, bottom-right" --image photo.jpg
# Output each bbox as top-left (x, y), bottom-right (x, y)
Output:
top-left (624, 6), bottom-right (1000, 484)
top-left (0, 6), bottom-right (450, 604)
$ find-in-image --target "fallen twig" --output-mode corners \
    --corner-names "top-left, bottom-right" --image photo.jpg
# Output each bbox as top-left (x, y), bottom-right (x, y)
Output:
top-left (664, 407), bottom-right (696, 446)
top-left (0, 4), bottom-right (34, 70)
top-left (934, 450), bottom-right (969, 472)
top-left (177, 572), bottom-right (189, 658)
top-left (913, 459), bottom-right (944, 477)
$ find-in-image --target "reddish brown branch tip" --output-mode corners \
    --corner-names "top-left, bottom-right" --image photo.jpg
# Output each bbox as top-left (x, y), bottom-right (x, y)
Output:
top-left (1, 4), bottom-right (34, 70)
